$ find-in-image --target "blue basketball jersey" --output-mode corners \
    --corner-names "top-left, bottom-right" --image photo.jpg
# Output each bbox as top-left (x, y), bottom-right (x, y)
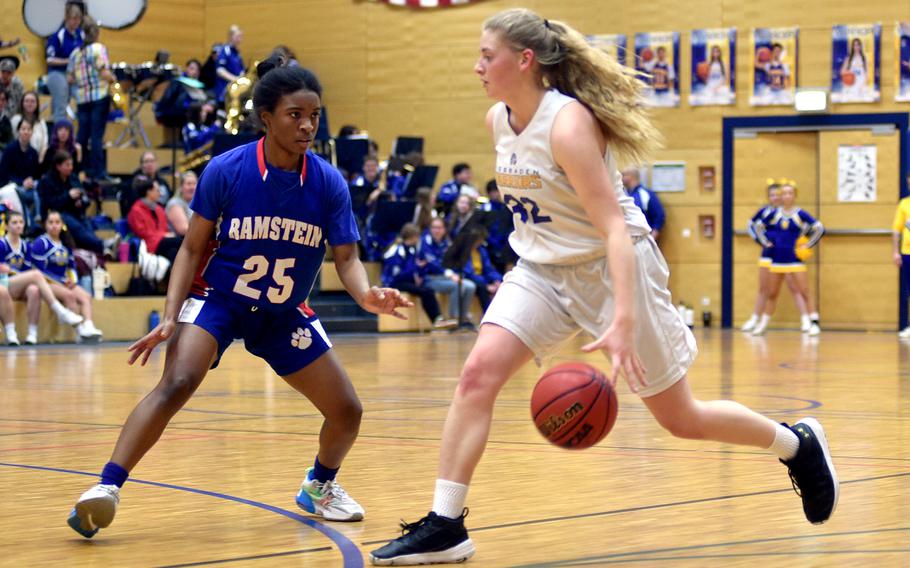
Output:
top-left (0, 236), bottom-right (31, 273)
top-left (29, 235), bottom-right (75, 283)
top-left (190, 138), bottom-right (359, 312)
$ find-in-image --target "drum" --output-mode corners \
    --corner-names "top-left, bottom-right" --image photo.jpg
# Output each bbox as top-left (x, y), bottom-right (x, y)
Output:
top-left (112, 62), bottom-right (135, 90)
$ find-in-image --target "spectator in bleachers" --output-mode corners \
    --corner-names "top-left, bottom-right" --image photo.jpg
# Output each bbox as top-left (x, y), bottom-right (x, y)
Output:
top-left (386, 151), bottom-right (424, 200)
top-left (350, 156), bottom-right (380, 235)
top-left (0, 119), bottom-right (41, 227)
top-left (437, 163), bottom-right (478, 216)
top-left (128, 176), bottom-right (183, 265)
top-left (29, 210), bottom-right (103, 341)
top-left (134, 151), bottom-right (172, 205)
top-left (0, 58), bottom-right (24, 114)
top-left (460, 226), bottom-right (502, 313)
top-left (1, 210), bottom-right (85, 344)
top-left (447, 193), bottom-right (477, 240)
top-left (40, 119), bottom-right (82, 175)
top-left (270, 45), bottom-right (299, 68)
top-left (0, 91), bottom-right (13, 146)
top-left (38, 150), bottom-right (115, 256)
top-left (213, 25), bottom-right (244, 105)
top-left (45, 2), bottom-right (84, 122)
top-left (480, 178), bottom-right (515, 273)
top-left (182, 102), bottom-right (219, 153)
top-left (184, 58), bottom-right (202, 80)
top-left (621, 167), bottom-right (665, 241)
top-left (413, 186), bottom-right (438, 231)
top-left (68, 16), bottom-right (116, 184)
top-left (166, 172), bottom-right (196, 237)
top-left (11, 92), bottom-right (48, 157)
top-left (382, 223), bottom-right (457, 330)
top-left (419, 217), bottom-right (475, 323)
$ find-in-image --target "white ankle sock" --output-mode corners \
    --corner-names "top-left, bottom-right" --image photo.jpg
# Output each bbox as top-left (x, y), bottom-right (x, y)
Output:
top-left (432, 479), bottom-right (468, 519)
top-left (5, 322), bottom-right (16, 337)
top-left (810, 312), bottom-right (819, 322)
top-left (28, 324), bottom-right (38, 337)
top-left (769, 424), bottom-right (800, 461)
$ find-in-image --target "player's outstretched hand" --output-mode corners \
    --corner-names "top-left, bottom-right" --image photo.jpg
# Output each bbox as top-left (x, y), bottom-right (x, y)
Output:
top-left (581, 320), bottom-right (648, 394)
top-left (360, 286), bottom-right (414, 320)
top-left (128, 319), bottom-right (176, 366)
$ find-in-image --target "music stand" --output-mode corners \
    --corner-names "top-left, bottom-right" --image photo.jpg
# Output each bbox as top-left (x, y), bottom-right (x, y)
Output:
top-left (371, 200), bottom-right (417, 236)
top-left (212, 132), bottom-right (259, 156)
top-left (402, 164), bottom-right (439, 200)
top-left (335, 136), bottom-right (370, 178)
top-left (391, 136), bottom-right (423, 157)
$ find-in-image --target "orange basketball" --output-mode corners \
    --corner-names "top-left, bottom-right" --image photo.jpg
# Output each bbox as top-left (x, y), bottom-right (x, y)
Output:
top-left (530, 362), bottom-right (617, 450)
top-left (640, 47), bottom-right (654, 63)
top-left (756, 46), bottom-right (771, 63)
top-left (841, 70), bottom-right (856, 86)
top-left (696, 61), bottom-right (710, 82)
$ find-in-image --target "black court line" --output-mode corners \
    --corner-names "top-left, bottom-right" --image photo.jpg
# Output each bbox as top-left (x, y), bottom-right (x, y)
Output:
top-left (532, 549), bottom-right (910, 566)
top-left (510, 527), bottom-right (910, 567)
top-left (158, 546), bottom-right (334, 567)
top-left (360, 472), bottom-right (910, 546)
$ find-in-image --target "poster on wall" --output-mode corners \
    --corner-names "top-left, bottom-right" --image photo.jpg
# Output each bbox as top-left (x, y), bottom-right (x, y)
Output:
top-left (588, 34), bottom-right (627, 66)
top-left (831, 24), bottom-right (881, 103)
top-left (690, 28), bottom-right (736, 106)
top-left (837, 145), bottom-right (877, 202)
top-left (750, 27), bottom-right (798, 106)
top-left (897, 23), bottom-right (910, 102)
top-left (634, 32), bottom-right (680, 107)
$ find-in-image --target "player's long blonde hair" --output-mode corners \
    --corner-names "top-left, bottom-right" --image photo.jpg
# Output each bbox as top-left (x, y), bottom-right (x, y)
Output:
top-left (484, 8), bottom-right (661, 166)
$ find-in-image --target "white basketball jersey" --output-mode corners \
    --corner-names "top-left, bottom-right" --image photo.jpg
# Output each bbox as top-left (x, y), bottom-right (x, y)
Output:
top-left (492, 89), bottom-right (650, 265)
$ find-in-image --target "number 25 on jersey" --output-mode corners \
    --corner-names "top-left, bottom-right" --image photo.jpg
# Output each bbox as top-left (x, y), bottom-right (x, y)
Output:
top-left (233, 256), bottom-right (296, 304)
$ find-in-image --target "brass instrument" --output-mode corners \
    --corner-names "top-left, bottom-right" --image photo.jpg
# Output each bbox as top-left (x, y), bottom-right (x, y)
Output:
top-left (224, 62), bottom-right (258, 135)
top-left (109, 80), bottom-right (128, 120)
top-left (178, 140), bottom-right (214, 173)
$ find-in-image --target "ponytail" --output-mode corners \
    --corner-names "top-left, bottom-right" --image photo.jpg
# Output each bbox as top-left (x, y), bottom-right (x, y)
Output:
top-left (483, 8), bottom-right (662, 165)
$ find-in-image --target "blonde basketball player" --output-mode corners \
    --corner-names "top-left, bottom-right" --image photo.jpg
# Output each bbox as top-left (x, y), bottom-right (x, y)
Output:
top-left (370, 8), bottom-right (838, 565)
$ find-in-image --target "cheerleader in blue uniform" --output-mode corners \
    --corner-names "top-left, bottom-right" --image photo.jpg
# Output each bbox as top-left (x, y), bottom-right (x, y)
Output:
top-left (742, 182), bottom-right (781, 332)
top-left (29, 211), bottom-right (104, 341)
top-left (753, 182), bottom-right (823, 336)
top-left (0, 210), bottom-right (84, 344)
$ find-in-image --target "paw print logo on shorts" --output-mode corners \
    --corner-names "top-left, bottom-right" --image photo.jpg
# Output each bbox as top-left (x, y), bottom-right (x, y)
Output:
top-left (291, 327), bottom-right (312, 350)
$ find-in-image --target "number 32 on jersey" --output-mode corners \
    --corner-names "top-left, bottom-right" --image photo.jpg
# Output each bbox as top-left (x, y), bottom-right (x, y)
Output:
top-left (504, 194), bottom-right (552, 224)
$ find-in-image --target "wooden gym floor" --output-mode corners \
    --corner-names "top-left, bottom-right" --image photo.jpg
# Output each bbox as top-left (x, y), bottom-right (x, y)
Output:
top-left (2, 329), bottom-right (909, 567)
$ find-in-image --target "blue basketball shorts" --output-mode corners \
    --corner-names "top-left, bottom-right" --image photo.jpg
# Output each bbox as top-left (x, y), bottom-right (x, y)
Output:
top-left (177, 291), bottom-right (333, 376)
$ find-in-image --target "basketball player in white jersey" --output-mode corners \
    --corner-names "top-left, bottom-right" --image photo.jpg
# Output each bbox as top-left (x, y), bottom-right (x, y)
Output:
top-left (370, 8), bottom-right (838, 565)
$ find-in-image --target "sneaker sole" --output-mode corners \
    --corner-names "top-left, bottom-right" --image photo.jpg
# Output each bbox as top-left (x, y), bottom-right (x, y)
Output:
top-left (798, 417), bottom-right (839, 523)
top-left (370, 539), bottom-right (475, 566)
top-left (76, 497), bottom-right (117, 528)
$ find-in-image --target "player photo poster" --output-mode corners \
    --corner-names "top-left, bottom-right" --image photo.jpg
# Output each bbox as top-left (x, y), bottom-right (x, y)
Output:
top-left (896, 23), bottom-right (910, 102)
top-left (690, 28), bottom-right (736, 106)
top-left (588, 33), bottom-right (627, 66)
top-left (634, 31), bottom-right (680, 107)
top-left (750, 27), bottom-right (798, 106)
top-left (831, 24), bottom-right (881, 103)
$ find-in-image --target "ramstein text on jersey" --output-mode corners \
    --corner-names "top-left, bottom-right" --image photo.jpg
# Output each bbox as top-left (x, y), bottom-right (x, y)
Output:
top-left (226, 216), bottom-right (324, 248)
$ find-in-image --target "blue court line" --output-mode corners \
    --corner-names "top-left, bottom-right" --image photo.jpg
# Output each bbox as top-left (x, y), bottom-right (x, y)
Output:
top-left (0, 461), bottom-right (363, 568)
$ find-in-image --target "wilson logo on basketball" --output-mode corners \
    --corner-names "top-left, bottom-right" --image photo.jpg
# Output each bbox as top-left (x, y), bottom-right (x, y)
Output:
top-left (538, 402), bottom-right (584, 437)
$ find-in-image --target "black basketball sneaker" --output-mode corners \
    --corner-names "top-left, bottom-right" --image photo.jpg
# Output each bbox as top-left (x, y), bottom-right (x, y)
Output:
top-left (781, 418), bottom-right (839, 524)
top-left (370, 509), bottom-right (475, 566)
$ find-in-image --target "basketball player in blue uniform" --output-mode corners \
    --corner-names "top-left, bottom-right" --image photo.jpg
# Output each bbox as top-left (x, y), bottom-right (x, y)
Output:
top-left (371, 9), bottom-right (837, 565)
top-left (0, 210), bottom-right (84, 344)
top-left (649, 46), bottom-right (676, 106)
top-left (67, 56), bottom-right (412, 539)
top-left (753, 182), bottom-right (823, 336)
top-left (762, 43), bottom-right (791, 104)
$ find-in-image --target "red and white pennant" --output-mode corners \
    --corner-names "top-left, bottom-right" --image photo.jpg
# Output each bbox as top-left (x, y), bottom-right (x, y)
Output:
top-left (375, 0), bottom-right (477, 7)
